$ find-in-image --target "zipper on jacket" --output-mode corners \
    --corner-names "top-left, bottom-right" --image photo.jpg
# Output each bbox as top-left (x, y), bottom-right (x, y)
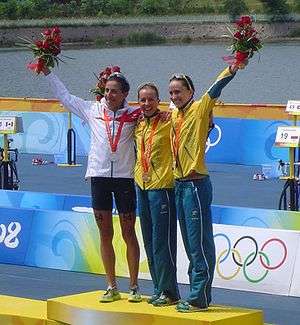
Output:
top-left (142, 118), bottom-right (151, 190)
top-left (111, 112), bottom-right (116, 178)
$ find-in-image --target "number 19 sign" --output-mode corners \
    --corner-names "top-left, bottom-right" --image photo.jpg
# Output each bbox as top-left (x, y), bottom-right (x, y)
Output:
top-left (275, 126), bottom-right (300, 147)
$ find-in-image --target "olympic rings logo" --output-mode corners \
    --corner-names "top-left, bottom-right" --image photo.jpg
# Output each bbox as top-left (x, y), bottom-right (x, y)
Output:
top-left (205, 123), bottom-right (222, 153)
top-left (214, 233), bottom-right (288, 283)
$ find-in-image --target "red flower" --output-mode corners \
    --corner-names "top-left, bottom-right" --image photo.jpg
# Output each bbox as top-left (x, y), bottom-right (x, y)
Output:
top-left (236, 15), bottom-right (252, 28)
top-left (245, 28), bottom-right (256, 38)
top-left (35, 40), bottom-right (43, 48)
top-left (53, 35), bottom-right (62, 46)
top-left (251, 37), bottom-right (259, 44)
top-left (104, 67), bottom-right (111, 75)
top-left (52, 26), bottom-right (61, 35)
top-left (112, 66), bottom-right (121, 73)
top-left (241, 15), bottom-right (252, 25)
top-left (42, 40), bottom-right (51, 50)
top-left (235, 51), bottom-right (248, 63)
top-left (223, 15), bottom-right (262, 66)
top-left (22, 26), bottom-right (64, 74)
top-left (91, 65), bottom-right (123, 99)
top-left (36, 58), bottom-right (45, 73)
top-left (27, 58), bottom-right (45, 74)
top-left (42, 29), bottom-right (52, 36)
top-left (234, 31), bottom-right (242, 39)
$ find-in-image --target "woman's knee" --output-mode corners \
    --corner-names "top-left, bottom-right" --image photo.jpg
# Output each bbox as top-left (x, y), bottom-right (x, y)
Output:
top-left (121, 225), bottom-right (137, 243)
top-left (94, 210), bottom-right (113, 240)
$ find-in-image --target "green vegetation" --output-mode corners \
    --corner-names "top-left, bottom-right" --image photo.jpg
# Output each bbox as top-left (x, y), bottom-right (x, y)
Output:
top-left (260, 0), bottom-right (292, 21)
top-left (289, 27), bottom-right (300, 35)
top-left (0, 0), bottom-right (299, 21)
top-left (223, 0), bottom-right (249, 21)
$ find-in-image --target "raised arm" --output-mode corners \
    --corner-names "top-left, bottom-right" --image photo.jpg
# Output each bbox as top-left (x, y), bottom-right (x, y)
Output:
top-left (206, 66), bottom-right (237, 100)
top-left (42, 67), bottom-right (92, 122)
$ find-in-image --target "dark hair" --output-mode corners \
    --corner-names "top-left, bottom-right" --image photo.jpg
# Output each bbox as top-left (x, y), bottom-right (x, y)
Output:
top-left (107, 72), bottom-right (130, 93)
top-left (169, 74), bottom-right (195, 92)
top-left (137, 83), bottom-right (159, 99)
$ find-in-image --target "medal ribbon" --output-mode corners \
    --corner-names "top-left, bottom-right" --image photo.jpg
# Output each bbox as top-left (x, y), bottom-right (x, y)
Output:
top-left (173, 111), bottom-right (184, 167)
top-left (141, 115), bottom-right (161, 174)
top-left (103, 109), bottom-right (126, 153)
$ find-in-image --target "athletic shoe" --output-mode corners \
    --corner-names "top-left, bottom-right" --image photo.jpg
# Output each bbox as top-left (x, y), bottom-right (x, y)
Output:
top-left (176, 300), bottom-right (208, 313)
top-left (152, 293), bottom-right (178, 307)
top-left (128, 287), bottom-right (142, 303)
top-left (99, 288), bottom-right (121, 303)
top-left (147, 294), bottom-right (160, 304)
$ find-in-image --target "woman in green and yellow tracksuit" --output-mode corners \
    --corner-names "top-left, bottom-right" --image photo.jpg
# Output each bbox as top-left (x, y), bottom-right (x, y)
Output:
top-left (134, 83), bottom-right (180, 306)
top-left (169, 65), bottom-right (244, 312)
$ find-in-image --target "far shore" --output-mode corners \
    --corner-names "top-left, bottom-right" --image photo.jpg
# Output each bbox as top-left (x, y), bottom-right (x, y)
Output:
top-left (1, 19), bottom-right (300, 47)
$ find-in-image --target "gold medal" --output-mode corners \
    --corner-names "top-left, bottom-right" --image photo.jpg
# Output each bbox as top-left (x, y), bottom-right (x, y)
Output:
top-left (142, 172), bottom-right (151, 182)
top-left (173, 160), bottom-right (177, 170)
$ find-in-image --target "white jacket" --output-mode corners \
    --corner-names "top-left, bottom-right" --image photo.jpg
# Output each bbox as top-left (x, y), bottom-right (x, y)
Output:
top-left (46, 73), bottom-right (140, 179)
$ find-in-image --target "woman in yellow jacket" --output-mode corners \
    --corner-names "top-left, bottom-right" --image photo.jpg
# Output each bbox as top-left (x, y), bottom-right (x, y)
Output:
top-left (134, 83), bottom-right (180, 306)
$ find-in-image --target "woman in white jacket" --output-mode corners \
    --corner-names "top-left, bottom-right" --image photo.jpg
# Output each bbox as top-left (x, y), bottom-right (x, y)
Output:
top-left (42, 67), bottom-right (142, 303)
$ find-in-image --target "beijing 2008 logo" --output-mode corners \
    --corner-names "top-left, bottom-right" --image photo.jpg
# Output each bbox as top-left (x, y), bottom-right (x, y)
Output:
top-left (214, 233), bottom-right (288, 283)
top-left (206, 124), bottom-right (222, 153)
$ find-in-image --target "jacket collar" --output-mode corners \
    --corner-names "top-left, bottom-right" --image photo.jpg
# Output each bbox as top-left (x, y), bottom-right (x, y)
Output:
top-left (100, 97), bottom-right (129, 116)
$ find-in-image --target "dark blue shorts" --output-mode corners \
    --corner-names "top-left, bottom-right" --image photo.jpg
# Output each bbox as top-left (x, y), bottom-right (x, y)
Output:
top-left (91, 177), bottom-right (136, 213)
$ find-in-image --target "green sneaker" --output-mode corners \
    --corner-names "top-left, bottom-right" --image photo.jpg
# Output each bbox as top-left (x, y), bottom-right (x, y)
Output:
top-left (147, 294), bottom-right (160, 304)
top-left (128, 287), bottom-right (142, 303)
top-left (100, 288), bottom-right (121, 303)
top-left (152, 293), bottom-right (178, 307)
top-left (176, 301), bottom-right (208, 313)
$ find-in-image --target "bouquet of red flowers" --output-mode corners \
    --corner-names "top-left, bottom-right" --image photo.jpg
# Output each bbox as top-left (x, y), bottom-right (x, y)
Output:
top-left (223, 15), bottom-right (263, 68)
top-left (19, 27), bottom-right (63, 74)
top-left (90, 65), bottom-right (121, 101)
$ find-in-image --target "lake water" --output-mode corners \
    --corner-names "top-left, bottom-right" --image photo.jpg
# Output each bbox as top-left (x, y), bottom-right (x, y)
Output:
top-left (1, 41), bottom-right (299, 104)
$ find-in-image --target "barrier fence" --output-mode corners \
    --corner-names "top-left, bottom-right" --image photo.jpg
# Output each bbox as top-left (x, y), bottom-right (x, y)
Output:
top-left (1, 189), bottom-right (300, 297)
top-left (0, 97), bottom-right (292, 164)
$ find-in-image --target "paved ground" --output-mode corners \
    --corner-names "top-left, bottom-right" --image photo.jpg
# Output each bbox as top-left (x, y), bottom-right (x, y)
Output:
top-left (16, 153), bottom-right (284, 210)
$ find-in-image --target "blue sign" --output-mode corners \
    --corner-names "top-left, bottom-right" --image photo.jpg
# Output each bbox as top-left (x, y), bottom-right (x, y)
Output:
top-left (206, 118), bottom-right (289, 164)
top-left (0, 207), bottom-right (34, 264)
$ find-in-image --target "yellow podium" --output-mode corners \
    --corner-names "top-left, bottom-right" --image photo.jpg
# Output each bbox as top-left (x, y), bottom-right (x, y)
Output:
top-left (47, 290), bottom-right (264, 325)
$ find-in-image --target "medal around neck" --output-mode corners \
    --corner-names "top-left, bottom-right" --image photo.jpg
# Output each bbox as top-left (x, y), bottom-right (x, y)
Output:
top-left (142, 172), bottom-right (151, 182)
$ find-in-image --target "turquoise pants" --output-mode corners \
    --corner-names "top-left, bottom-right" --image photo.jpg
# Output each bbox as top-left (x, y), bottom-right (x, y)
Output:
top-left (175, 176), bottom-right (215, 308)
top-left (137, 186), bottom-right (180, 300)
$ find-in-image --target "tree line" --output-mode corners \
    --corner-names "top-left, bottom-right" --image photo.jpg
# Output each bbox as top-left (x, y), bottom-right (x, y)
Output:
top-left (0, 0), bottom-right (299, 21)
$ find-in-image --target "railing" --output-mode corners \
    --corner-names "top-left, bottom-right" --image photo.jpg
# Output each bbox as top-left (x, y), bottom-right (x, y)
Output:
top-left (0, 97), bottom-right (290, 120)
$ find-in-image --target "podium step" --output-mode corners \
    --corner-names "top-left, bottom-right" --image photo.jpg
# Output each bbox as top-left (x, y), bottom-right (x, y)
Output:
top-left (0, 294), bottom-right (62, 324)
top-left (47, 290), bottom-right (264, 325)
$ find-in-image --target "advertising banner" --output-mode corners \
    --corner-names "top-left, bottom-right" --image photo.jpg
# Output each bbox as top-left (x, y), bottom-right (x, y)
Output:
top-left (1, 201), bottom-right (300, 297)
top-left (0, 207), bottom-right (34, 265)
top-left (288, 240), bottom-right (300, 297)
top-left (23, 209), bottom-right (148, 277)
top-left (1, 111), bottom-right (290, 164)
top-left (212, 205), bottom-right (300, 230)
top-left (212, 224), bottom-right (299, 295)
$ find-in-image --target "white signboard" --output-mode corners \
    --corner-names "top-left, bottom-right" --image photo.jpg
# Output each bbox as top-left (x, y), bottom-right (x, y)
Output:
top-left (288, 240), bottom-right (300, 297)
top-left (286, 100), bottom-right (300, 114)
top-left (274, 126), bottom-right (300, 147)
top-left (212, 224), bottom-right (300, 295)
top-left (0, 116), bottom-right (23, 134)
top-left (140, 222), bottom-right (300, 296)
